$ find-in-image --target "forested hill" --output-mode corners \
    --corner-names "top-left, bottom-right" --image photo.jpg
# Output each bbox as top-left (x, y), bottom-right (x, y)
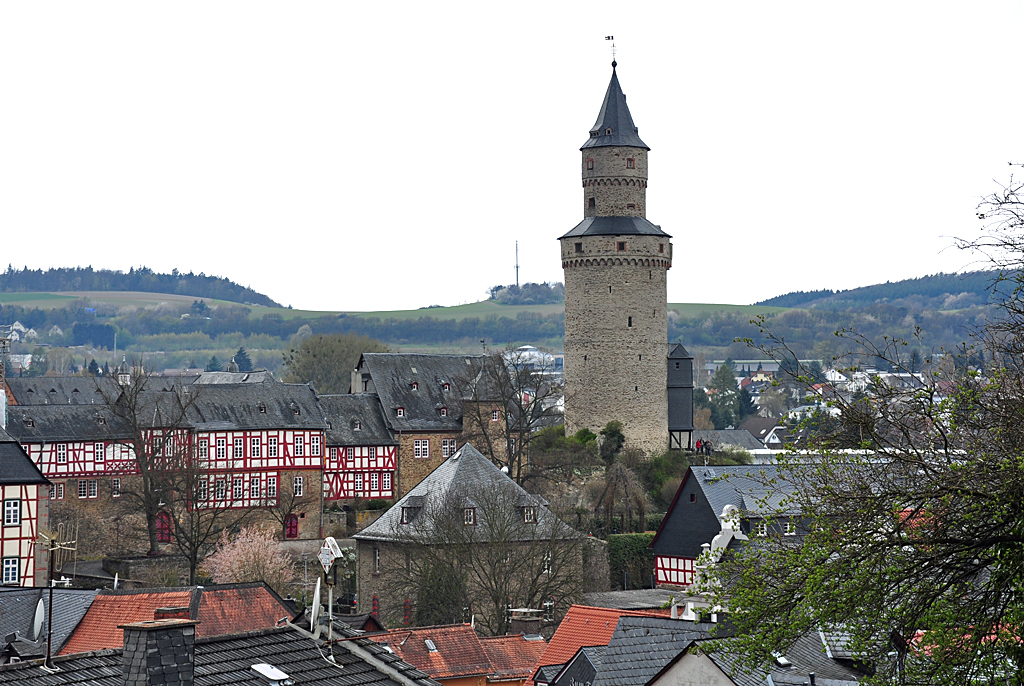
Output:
top-left (756, 271), bottom-right (1001, 310)
top-left (0, 266), bottom-right (280, 307)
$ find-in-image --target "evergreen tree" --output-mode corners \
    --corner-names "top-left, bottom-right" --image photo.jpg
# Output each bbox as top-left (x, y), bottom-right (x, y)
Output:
top-left (735, 387), bottom-right (757, 422)
top-left (87, 359), bottom-right (100, 376)
top-left (234, 346), bottom-right (253, 372)
top-left (205, 356), bottom-right (223, 372)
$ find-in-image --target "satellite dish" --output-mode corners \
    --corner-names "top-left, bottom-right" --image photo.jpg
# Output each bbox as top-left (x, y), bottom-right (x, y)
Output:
top-left (33, 599), bottom-right (45, 640)
top-left (310, 578), bottom-right (321, 631)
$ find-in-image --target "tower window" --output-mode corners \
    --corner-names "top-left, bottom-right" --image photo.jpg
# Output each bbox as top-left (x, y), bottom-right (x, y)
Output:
top-left (627, 203), bottom-right (635, 210)
top-left (626, 158), bottom-right (635, 169)
top-left (605, 127), bottom-right (613, 135)
top-left (617, 242), bottom-right (626, 251)
top-left (586, 158), bottom-right (594, 170)
top-left (628, 316), bottom-right (633, 327)
top-left (574, 242), bottom-right (583, 253)
top-left (659, 243), bottom-right (665, 253)
top-left (639, 355), bottom-right (642, 361)
top-left (608, 286), bottom-right (612, 294)
top-left (675, 362), bottom-right (680, 369)
top-left (584, 355), bottom-right (587, 362)
top-left (588, 197), bottom-right (596, 209)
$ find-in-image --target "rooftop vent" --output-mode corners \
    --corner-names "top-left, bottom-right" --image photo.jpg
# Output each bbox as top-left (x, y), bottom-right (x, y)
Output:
top-left (252, 663), bottom-right (295, 685)
top-left (773, 652), bottom-right (792, 668)
top-left (424, 639), bottom-right (438, 652)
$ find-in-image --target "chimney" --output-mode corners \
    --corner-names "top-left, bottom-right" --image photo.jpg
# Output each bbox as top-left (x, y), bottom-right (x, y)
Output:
top-left (119, 618), bottom-right (198, 686)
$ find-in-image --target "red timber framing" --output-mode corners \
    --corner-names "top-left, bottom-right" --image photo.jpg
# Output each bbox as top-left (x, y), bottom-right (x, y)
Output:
top-left (655, 554), bottom-right (695, 587)
top-left (323, 445), bottom-right (396, 500)
top-left (25, 441), bottom-right (138, 478)
top-left (193, 429), bottom-right (323, 471)
top-left (194, 470), bottom-right (283, 509)
top-left (1, 483), bottom-right (44, 587)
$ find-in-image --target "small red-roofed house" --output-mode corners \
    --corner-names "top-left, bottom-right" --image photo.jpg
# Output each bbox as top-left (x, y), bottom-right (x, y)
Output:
top-left (524, 605), bottom-right (666, 686)
top-left (58, 582), bottom-right (293, 655)
top-left (480, 634), bottom-right (549, 686)
top-left (371, 624), bottom-right (493, 686)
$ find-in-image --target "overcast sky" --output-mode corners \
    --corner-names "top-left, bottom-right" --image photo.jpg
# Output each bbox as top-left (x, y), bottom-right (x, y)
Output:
top-left (3, 2), bottom-right (1022, 311)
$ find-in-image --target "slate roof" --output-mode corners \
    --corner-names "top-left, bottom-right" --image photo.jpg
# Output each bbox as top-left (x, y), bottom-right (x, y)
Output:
top-left (738, 417), bottom-right (783, 446)
top-left (6, 377), bottom-right (118, 406)
top-left (5, 404), bottom-right (132, 442)
top-left (372, 624), bottom-right (492, 680)
top-left (0, 588), bottom-right (98, 658)
top-left (354, 444), bottom-right (576, 544)
top-left (580, 66), bottom-right (649, 151)
top-left (479, 634), bottom-right (549, 681)
top-left (59, 583), bottom-right (294, 655)
top-left (699, 629), bottom-right (870, 686)
top-left (686, 464), bottom-right (800, 519)
top-left (691, 429), bottom-right (764, 451)
top-left (193, 370), bottom-right (274, 384)
top-left (559, 216), bottom-right (670, 239)
top-left (590, 616), bottom-right (721, 686)
top-left (0, 624), bottom-right (442, 686)
top-left (185, 382), bottom-right (327, 431)
top-left (358, 353), bottom-right (490, 433)
top-left (582, 589), bottom-right (678, 611)
top-left (668, 343), bottom-right (692, 360)
top-left (319, 394), bottom-right (397, 446)
top-left (525, 606), bottom-right (668, 686)
top-left (0, 427), bottom-right (48, 486)
top-left (534, 663), bottom-right (564, 684)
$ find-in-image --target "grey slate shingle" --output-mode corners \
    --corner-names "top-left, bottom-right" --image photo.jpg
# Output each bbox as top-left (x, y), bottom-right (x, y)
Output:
top-left (590, 616), bottom-right (720, 686)
top-left (0, 588), bottom-right (98, 657)
top-left (318, 394), bottom-right (396, 446)
top-left (0, 428), bottom-right (48, 486)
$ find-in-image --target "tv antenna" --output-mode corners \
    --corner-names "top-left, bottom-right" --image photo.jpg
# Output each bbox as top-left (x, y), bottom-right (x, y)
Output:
top-left (515, 241), bottom-right (520, 288)
top-left (39, 522), bottom-right (78, 672)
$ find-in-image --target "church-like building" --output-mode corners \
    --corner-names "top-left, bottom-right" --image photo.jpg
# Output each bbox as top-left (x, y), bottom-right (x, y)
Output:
top-left (560, 62), bottom-right (693, 453)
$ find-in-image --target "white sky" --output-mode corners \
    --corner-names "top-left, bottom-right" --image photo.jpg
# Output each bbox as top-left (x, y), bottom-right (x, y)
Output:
top-left (3, 2), bottom-right (1022, 312)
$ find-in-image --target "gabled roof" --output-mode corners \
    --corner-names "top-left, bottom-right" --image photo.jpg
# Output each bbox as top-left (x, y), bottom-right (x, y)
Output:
top-left (193, 370), bottom-right (274, 384)
top-left (559, 216), bottom-right (670, 239)
top-left (480, 634), bottom-right (549, 681)
top-left (59, 583), bottom-right (294, 655)
top-left (590, 616), bottom-right (721, 686)
top-left (0, 428), bottom-right (48, 486)
top-left (693, 465), bottom-right (797, 521)
top-left (185, 382), bottom-right (327, 431)
top-left (738, 417), bottom-right (783, 444)
top-left (358, 353), bottom-right (491, 433)
top-left (0, 624), bottom-right (442, 686)
top-left (372, 624), bottom-right (492, 680)
top-left (0, 588), bottom-right (98, 657)
top-left (319, 394), bottom-right (397, 446)
top-left (354, 444), bottom-right (575, 544)
top-left (582, 589), bottom-right (677, 612)
top-left (5, 404), bottom-right (132, 443)
top-left (668, 343), bottom-right (692, 360)
top-left (525, 606), bottom-right (668, 686)
top-left (5, 378), bottom-right (118, 406)
top-left (691, 429), bottom-right (764, 451)
top-left (581, 65), bottom-right (649, 151)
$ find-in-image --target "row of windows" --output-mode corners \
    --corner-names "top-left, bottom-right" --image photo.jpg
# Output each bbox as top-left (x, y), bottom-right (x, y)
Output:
top-left (408, 382), bottom-right (452, 392)
top-left (47, 479), bottom-right (116, 500)
top-left (347, 472), bottom-right (392, 492)
top-left (328, 446), bottom-right (382, 460)
top-left (197, 435), bottom-right (321, 460)
top-left (572, 241), bottom-right (666, 254)
top-left (412, 439), bottom-right (459, 459)
top-left (195, 475), bottom-right (298, 501)
top-left (53, 443), bottom-right (129, 464)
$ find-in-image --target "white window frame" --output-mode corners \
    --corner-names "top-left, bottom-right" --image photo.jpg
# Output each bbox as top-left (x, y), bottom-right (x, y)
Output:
top-left (382, 472), bottom-right (392, 492)
top-left (311, 435), bottom-right (321, 456)
top-left (293, 476), bottom-right (304, 497)
top-left (233, 477), bottom-right (243, 500)
top-left (250, 476), bottom-right (260, 499)
top-left (785, 520), bottom-right (797, 536)
top-left (215, 479), bottom-right (226, 500)
top-left (268, 436), bottom-right (279, 458)
top-left (88, 480), bottom-right (98, 498)
top-left (463, 508), bottom-right (475, 525)
top-left (56, 483), bottom-right (64, 500)
top-left (354, 473), bottom-right (364, 492)
top-left (524, 506), bottom-right (537, 523)
top-left (94, 442), bottom-right (105, 462)
top-left (78, 480), bottom-right (88, 499)
top-left (198, 440), bottom-right (209, 459)
top-left (268, 476), bottom-right (277, 498)
top-left (2, 558), bottom-right (18, 585)
top-left (295, 435), bottom-right (304, 457)
top-left (216, 438), bottom-right (226, 460)
top-left (542, 552), bottom-right (552, 575)
top-left (370, 473), bottom-right (379, 491)
top-left (756, 521), bottom-right (768, 537)
top-left (369, 446), bottom-right (377, 459)
top-left (112, 478), bottom-right (121, 498)
top-left (329, 447), bottom-right (338, 460)
top-left (396, 407), bottom-right (405, 418)
top-left (250, 437), bottom-right (261, 458)
top-left (198, 479), bottom-right (208, 501)
top-left (414, 439), bottom-right (429, 459)
top-left (57, 444), bottom-right (67, 464)
top-left (346, 447), bottom-right (355, 459)
top-left (232, 437), bottom-right (242, 459)
top-left (3, 500), bottom-right (20, 527)
top-left (442, 438), bottom-right (456, 458)
top-left (491, 409), bottom-right (500, 422)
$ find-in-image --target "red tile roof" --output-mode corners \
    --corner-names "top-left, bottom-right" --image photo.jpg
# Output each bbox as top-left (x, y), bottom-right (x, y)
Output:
top-left (524, 605), bottom-right (667, 686)
top-left (480, 634), bottom-right (549, 681)
top-left (59, 583), bottom-right (293, 656)
top-left (373, 624), bottom-right (492, 680)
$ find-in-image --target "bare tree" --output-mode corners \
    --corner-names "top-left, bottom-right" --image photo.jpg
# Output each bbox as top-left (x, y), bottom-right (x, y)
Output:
top-left (459, 346), bottom-right (563, 485)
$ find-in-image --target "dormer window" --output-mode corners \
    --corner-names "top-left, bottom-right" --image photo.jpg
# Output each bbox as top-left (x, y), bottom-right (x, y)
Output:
top-left (605, 127), bottom-right (613, 135)
top-left (785, 521), bottom-right (797, 536)
top-left (258, 403), bottom-right (267, 414)
top-left (23, 416), bottom-right (34, 428)
top-left (291, 402), bottom-right (300, 416)
top-left (590, 131), bottom-right (599, 138)
top-left (397, 407), bottom-right (405, 417)
top-left (411, 382), bottom-right (418, 391)
top-left (463, 508), bottom-right (476, 525)
top-left (401, 507), bottom-right (419, 524)
top-left (626, 158), bottom-right (635, 169)
top-left (440, 407), bottom-right (448, 417)
top-left (756, 521), bottom-right (768, 537)
top-left (523, 506), bottom-right (537, 523)
top-left (443, 382), bottom-right (450, 392)
top-left (97, 416), bottom-right (106, 425)
top-left (354, 420), bottom-right (362, 431)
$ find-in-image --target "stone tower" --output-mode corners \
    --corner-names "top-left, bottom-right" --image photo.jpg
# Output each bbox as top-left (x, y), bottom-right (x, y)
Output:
top-left (560, 62), bottom-right (672, 453)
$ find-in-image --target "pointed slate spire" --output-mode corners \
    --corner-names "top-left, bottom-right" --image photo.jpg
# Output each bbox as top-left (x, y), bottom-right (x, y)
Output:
top-left (581, 62), bottom-right (649, 151)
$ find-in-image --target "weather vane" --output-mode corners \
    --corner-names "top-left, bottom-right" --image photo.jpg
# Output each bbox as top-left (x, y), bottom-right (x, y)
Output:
top-left (605, 35), bottom-right (616, 64)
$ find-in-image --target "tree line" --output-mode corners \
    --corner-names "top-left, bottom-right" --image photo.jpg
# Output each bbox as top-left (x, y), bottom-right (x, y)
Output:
top-left (0, 265), bottom-right (280, 307)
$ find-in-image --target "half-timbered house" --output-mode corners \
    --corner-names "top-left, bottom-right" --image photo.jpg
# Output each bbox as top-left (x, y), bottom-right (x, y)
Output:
top-left (0, 427), bottom-right (49, 587)
top-left (318, 394), bottom-right (397, 502)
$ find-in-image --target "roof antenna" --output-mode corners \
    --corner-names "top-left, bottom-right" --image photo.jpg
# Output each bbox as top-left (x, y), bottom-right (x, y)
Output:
top-left (605, 35), bottom-right (616, 68)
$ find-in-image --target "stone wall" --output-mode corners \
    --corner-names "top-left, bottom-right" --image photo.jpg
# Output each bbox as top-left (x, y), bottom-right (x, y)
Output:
top-left (582, 147), bottom-right (648, 217)
top-left (560, 233), bottom-right (671, 453)
top-left (396, 432), bottom-right (460, 497)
